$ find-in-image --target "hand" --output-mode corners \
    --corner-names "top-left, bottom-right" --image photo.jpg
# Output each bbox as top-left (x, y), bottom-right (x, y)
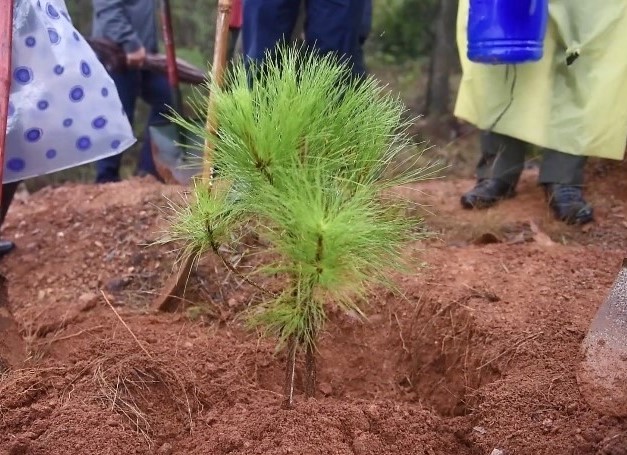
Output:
top-left (126, 46), bottom-right (146, 68)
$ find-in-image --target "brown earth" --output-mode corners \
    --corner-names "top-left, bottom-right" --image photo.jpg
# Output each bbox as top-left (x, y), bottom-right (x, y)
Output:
top-left (1, 158), bottom-right (627, 455)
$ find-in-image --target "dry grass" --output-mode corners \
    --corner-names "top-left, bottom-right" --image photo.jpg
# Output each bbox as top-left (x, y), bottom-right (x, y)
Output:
top-left (90, 354), bottom-right (200, 446)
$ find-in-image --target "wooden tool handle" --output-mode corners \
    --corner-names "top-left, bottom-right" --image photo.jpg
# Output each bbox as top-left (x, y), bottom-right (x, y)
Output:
top-left (202, 0), bottom-right (233, 183)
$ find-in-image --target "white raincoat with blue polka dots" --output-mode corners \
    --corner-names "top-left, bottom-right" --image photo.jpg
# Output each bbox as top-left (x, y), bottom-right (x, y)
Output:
top-left (5, 0), bottom-right (136, 183)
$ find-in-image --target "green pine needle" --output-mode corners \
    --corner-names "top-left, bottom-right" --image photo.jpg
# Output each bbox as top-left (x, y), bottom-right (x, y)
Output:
top-left (161, 45), bottom-right (440, 355)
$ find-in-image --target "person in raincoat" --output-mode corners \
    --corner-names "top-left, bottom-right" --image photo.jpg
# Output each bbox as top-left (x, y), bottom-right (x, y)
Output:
top-left (1, 0), bottom-right (135, 255)
top-left (454, 0), bottom-right (627, 225)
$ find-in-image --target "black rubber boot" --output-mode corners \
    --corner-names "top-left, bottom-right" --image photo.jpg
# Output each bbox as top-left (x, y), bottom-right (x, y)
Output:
top-left (544, 184), bottom-right (593, 225)
top-left (461, 179), bottom-right (517, 209)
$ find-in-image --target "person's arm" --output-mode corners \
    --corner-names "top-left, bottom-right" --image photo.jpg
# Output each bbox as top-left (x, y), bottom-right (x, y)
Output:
top-left (93, 0), bottom-right (146, 66)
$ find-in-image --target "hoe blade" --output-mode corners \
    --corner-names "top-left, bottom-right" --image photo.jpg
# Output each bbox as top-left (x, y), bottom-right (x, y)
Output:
top-left (579, 258), bottom-right (627, 416)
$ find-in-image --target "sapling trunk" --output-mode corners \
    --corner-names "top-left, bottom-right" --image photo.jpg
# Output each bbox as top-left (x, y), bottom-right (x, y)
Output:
top-left (282, 336), bottom-right (298, 409)
top-left (303, 234), bottom-right (324, 398)
top-left (304, 341), bottom-right (316, 398)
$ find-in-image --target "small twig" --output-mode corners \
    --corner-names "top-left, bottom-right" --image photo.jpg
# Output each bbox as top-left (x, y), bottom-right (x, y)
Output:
top-left (476, 331), bottom-right (543, 370)
top-left (393, 312), bottom-right (410, 355)
top-left (101, 291), bottom-right (152, 359)
top-left (38, 325), bottom-right (105, 344)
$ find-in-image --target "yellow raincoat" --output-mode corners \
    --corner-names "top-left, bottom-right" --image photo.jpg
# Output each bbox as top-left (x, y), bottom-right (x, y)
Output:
top-left (454, 0), bottom-right (627, 160)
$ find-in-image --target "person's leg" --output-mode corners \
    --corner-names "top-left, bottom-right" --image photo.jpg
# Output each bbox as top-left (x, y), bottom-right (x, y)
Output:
top-left (0, 181), bottom-right (21, 256)
top-left (305, 0), bottom-right (367, 78)
top-left (136, 71), bottom-right (173, 179)
top-left (539, 149), bottom-right (592, 224)
top-left (461, 131), bottom-right (527, 209)
top-left (353, 0), bottom-right (372, 75)
top-left (475, 131), bottom-right (527, 183)
top-left (0, 181), bottom-right (20, 228)
top-left (94, 71), bottom-right (139, 182)
top-left (242, 0), bottom-right (301, 66)
top-left (539, 150), bottom-right (587, 185)
top-left (94, 71), bottom-right (140, 183)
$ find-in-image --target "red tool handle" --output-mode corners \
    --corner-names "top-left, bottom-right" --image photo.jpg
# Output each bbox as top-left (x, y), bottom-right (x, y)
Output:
top-left (160, 0), bottom-right (182, 113)
top-left (0, 0), bottom-right (14, 198)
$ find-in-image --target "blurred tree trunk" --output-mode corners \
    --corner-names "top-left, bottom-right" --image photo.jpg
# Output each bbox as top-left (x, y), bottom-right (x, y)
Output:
top-left (425, 0), bottom-right (458, 117)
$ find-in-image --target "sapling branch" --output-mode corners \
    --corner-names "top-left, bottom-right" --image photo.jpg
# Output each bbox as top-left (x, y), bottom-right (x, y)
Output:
top-left (209, 239), bottom-right (277, 298)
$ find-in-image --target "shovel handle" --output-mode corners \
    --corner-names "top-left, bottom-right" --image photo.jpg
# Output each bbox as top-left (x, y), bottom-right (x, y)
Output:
top-left (0, 0), bottom-right (14, 198)
top-left (202, 0), bottom-right (233, 183)
top-left (160, 0), bottom-right (183, 114)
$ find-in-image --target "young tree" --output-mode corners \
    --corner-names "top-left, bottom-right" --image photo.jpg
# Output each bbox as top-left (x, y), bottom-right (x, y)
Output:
top-left (161, 48), bottom-right (438, 407)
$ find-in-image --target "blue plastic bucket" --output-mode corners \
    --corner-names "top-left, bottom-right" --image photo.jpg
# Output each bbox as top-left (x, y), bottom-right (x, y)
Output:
top-left (467, 0), bottom-right (549, 64)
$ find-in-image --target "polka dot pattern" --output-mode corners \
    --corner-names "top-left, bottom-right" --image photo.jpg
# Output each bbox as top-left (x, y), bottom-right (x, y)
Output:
top-left (7, 158), bottom-right (26, 172)
top-left (92, 116), bottom-right (106, 128)
top-left (69, 85), bottom-right (84, 102)
top-left (14, 67), bottom-right (33, 84)
top-left (5, 0), bottom-right (136, 183)
top-left (48, 28), bottom-right (60, 44)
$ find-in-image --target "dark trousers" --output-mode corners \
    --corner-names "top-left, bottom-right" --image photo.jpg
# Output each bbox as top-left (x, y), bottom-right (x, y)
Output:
top-left (354, 0), bottom-right (372, 75)
top-left (477, 132), bottom-right (587, 186)
top-left (242, 0), bottom-right (367, 78)
top-left (0, 181), bottom-right (20, 229)
top-left (95, 70), bottom-right (172, 183)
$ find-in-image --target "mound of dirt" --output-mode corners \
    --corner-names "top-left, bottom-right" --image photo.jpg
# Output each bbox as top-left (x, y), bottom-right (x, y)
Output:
top-left (0, 163), bottom-right (627, 454)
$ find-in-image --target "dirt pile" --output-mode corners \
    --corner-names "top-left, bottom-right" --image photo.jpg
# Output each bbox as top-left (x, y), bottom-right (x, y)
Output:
top-left (0, 165), bottom-right (627, 454)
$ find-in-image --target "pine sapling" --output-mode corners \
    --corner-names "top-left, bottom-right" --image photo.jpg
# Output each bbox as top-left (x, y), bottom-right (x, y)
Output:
top-left (159, 47), bottom-right (439, 408)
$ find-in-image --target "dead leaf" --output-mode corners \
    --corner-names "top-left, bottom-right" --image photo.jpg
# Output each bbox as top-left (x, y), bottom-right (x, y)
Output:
top-left (528, 220), bottom-right (555, 247)
top-left (506, 232), bottom-right (528, 245)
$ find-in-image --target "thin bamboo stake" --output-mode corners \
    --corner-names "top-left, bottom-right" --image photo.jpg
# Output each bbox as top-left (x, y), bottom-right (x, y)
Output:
top-left (202, 0), bottom-right (233, 182)
top-left (152, 0), bottom-right (233, 312)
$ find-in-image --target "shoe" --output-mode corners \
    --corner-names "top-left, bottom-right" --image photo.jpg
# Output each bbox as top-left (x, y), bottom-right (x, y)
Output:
top-left (544, 184), bottom-right (593, 225)
top-left (460, 179), bottom-right (516, 209)
top-left (0, 240), bottom-right (15, 257)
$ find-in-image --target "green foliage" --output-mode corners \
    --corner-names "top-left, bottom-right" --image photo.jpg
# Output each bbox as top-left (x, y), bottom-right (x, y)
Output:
top-left (161, 47), bottom-right (439, 403)
top-left (371, 0), bottom-right (440, 61)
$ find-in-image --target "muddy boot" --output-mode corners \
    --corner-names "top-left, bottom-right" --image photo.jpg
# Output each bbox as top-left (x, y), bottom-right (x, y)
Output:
top-left (0, 273), bottom-right (25, 374)
top-left (544, 184), bottom-right (593, 225)
top-left (460, 179), bottom-right (516, 209)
